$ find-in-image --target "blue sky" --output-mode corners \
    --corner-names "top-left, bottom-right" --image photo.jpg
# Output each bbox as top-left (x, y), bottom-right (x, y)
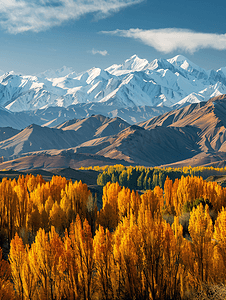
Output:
top-left (0, 0), bottom-right (226, 75)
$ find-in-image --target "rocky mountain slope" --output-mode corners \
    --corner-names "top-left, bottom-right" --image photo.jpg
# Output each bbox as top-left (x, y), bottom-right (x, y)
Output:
top-left (0, 106), bottom-right (34, 129)
top-left (1, 94), bottom-right (226, 170)
top-left (0, 103), bottom-right (170, 130)
top-left (73, 124), bottom-right (200, 166)
top-left (140, 94), bottom-right (226, 153)
top-left (0, 115), bottom-right (130, 159)
top-left (0, 127), bottom-right (20, 142)
top-left (0, 152), bottom-right (133, 170)
top-left (0, 124), bottom-right (82, 158)
top-left (56, 114), bottom-right (130, 138)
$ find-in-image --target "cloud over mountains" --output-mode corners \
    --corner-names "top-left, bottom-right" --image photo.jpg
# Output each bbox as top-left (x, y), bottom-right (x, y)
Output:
top-left (102, 28), bottom-right (226, 53)
top-left (0, 0), bottom-right (143, 34)
top-left (90, 49), bottom-right (108, 56)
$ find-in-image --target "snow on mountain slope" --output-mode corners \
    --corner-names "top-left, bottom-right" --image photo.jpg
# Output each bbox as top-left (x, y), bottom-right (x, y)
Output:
top-left (1, 54), bottom-right (226, 113)
top-left (5, 103), bottom-right (170, 130)
top-left (167, 55), bottom-right (207, 77)
top-left (219, 67), bottom-right (226, 77)
top-left (37, 66), bottom-right (75, 79)
top-left (105, 54), bottom-right (149, 75)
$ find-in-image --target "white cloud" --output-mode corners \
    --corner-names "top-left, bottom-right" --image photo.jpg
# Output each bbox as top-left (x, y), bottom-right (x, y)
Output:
top-left (0, 0), bottom-right (143, 34)
top-left (91, 49), bottom-right (108, 56)
top-left (102, 28), bottom-right (226, 53)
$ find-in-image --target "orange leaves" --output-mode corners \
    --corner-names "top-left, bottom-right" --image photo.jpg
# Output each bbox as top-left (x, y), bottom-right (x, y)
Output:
top-left (68, 216), bottom-right (94, 300)
top-left (0, 248), bottom-right (15, 300)
top-left (9, 233), bottom-right (27, 299)
top-left (49, 202), bottom-right (66, 233)
top-left (60, 180), bottom-right (92, 225)
top-left (0, 174), bottom-right (96, 244)
top-left (10, 224), bottom-right (95, 300)
top-left (93, 225), bottom-right (112, 264)
top-left (5, 168), bottom-right (226, 299)
top-left (213, 208), bottom-right (226, 282)
top-left (189, 204), bottom-right (213, 244)
top-left (117, 186), bottom-right (131, 218)
top-left (26, 227), bottom-right (68, 299)
top-left (98, 182), bottom-right (164, 231)
top-left (188, 204), bottom-right (214, 283)
top-left (111, 210), bottom-right (187, 300)
top-left (102, 181), bottom-right (121, 210)
top-left (214, 207), bottom-right (226, 246)
top-left (1, 173), bottom-right (100, 299)
top-left (98, 182), bottom-right (121, 230)
top-left (163, 175), bottom-right (226, 216)
top-left (93, 226), bottom-right (113, 299)
top-left (141, 188), bottom-right (163, 218)
top-left (9, 233), bottom-right (26, 263)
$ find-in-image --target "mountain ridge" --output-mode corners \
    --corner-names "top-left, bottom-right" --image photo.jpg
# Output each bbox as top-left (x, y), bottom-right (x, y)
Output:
top-left (140, 94), bottom-right (226, 155)
top-left (0, 115), bottom-right (131, 159)
top-left (1, 54), bottom-right (226, 115)
top-left (1, 93), bottom-right (226, 170)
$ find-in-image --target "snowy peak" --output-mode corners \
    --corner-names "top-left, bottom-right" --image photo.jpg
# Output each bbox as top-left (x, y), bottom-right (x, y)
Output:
top-left (1, 54), bottom-right (226, 113)
top-left (148, 57), bottom-right (172, 71)
top-left (221, 67), bottom-right (226, 76)
top-left (167, 55), bottom-right (206, 74)
top-left (123, 55), bottom-right (149, 71)
top-left (168, 54), bottom-right (191, 66)
top-left (75, 67), bottom-right (110, 84)
top-left (106, 54), bottom-right (149, 75)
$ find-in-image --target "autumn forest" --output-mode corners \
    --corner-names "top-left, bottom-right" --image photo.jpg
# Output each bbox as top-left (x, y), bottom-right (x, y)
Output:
top-left (1, 165), bottom-right (226, 299)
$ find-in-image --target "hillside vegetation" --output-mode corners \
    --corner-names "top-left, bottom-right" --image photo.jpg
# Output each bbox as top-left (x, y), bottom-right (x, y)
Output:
top-left (81, 164), bottom-right (226, 189)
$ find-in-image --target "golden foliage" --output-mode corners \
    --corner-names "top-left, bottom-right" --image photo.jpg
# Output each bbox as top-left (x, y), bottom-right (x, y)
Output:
top-left (3, 169), bottom-right (226, 299)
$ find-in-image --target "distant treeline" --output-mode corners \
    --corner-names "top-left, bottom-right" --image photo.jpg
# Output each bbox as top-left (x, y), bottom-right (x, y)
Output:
top-left (80, 164), bottom-right (226, 190)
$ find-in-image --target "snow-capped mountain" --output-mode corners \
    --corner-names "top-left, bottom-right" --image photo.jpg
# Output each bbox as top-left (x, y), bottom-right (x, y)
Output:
top-left (36, 66), bottom-right (75, 79)
top-left (1, 54), bottom-right (226, 113)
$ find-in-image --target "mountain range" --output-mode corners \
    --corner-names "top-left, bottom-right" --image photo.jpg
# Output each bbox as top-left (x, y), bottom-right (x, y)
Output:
top-left (1, 54), bottom-right (226, 170)
top-left (1, 54), bottom-right (226, 129)
top-left (1, 94), bottom-right (226, 170)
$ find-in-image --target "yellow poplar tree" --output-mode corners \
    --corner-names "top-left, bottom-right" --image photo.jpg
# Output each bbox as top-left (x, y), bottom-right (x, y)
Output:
top-left (188, 204), bottom-right (214, 283)
top-left (69, 216), bottom-right (94, 300)
top-left (9, 233), bottom-right (26, 299)
top-left (0, 247), bottom-right (15, 300)
top-left (93, 225), bottom-right (113, 300)
top-left (98, 182), bottom-right (121, 230)
top-left (213, 207), bottom-right (226, 282)
top-left (28, 227), bottom-right (65, 300)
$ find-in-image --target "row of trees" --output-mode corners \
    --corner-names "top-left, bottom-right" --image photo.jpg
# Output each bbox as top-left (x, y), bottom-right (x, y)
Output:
top-left (95, 164), bottom-right (226, 190)
top-left (97, 176), bottom-right (226, 232)
top-left (0, 173), bottom-right (225, 246)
